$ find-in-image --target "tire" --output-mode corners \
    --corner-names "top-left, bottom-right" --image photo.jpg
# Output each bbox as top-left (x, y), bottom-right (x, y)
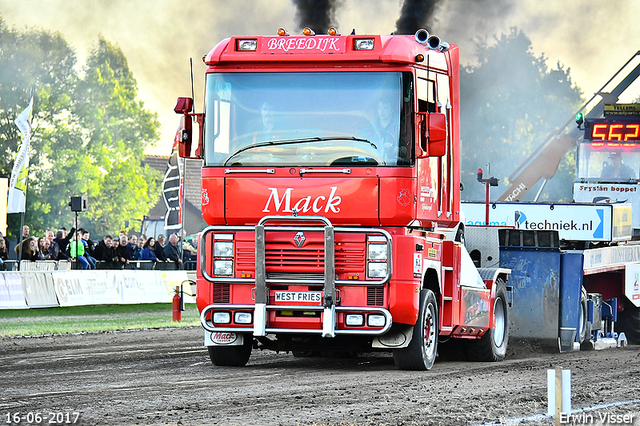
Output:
top-left (579, 287), bottom-right (590, 344)
top-left (393, 289), bottom-right (438, 370)
top-left (618, 304), bottom-right (640, 344)
top-left (207, 336), bottom-right (252, 367)
top-left (466, 279), bottom-right (509, 362)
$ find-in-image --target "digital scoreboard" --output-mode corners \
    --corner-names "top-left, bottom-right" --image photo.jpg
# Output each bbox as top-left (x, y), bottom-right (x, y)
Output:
top-left (585, 119), bottom-right (640, 141)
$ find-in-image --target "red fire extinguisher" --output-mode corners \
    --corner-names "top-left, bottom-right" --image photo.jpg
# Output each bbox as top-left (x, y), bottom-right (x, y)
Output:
top-left (172, 286), bottom-right (182, 322)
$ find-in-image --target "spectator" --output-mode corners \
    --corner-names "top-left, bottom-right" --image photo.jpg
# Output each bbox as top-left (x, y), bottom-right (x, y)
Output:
top-left (82, 230), bottom-right (97, 259)
top-left (45, 230), bottom-right (60, 260)
top-left (125, 235), bottom-right (140, 261)
top-left (69, 238), bottom-right (89, 270)
top-left (155, 234), bottom-right (168, 261)
top-left (0, 235), bottom-right (9, 270)
top-left (12, 225), bottom-right (30, 260)
top-left (16, 237), bottom-right (39, 262)
top-left (114, 234), bottom-right (130, 268)
top-left (163, 233), bottom-right (183, 269)
top-left (139, 237), bottom-right (157, 270)
top-left (94, 235), bottom-right (116, 269)
top-left (78, 229), bottom-right (96, 269)
top-left (37, 237), bottom-right (53, 260)
top-left (54, 227), bottom-right (75, 259)
top-left (137, 236), bottom-right (146, 256)
top-left (182, 234), bottom-right (198, 270)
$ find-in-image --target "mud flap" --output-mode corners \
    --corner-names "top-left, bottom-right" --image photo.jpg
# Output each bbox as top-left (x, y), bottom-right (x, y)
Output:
top-left (204, 330), bottom-right (245, 346)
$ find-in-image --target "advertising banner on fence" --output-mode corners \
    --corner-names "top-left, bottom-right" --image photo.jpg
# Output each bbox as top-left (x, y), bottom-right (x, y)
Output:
top-left (3, 270), bottom-right (190, 308)
top-left (23, 272), bottom-right (58, 308)
top-left (112, 270), bottom-right (168, 304)
top-left (0, 273), bottom-right (27, 309)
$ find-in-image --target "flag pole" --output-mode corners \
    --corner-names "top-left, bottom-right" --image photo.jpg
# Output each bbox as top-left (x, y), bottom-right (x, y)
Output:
top-left (17, 212), bottom-right (25, 269)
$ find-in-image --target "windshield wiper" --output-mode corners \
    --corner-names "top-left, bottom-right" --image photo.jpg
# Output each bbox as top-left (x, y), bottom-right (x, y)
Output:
top-left (223, 136), bottom-right (378, 166)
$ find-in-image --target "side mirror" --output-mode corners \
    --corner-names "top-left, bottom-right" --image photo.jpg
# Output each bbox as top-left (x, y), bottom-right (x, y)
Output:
top-left (174, 97), bottom-right (203, 159)
top-left (420, 112), bottom-right (447, 157)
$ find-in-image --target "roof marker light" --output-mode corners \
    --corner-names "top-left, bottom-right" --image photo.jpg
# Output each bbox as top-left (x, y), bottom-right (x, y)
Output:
top-left (328, 27), bottom-right (339, 36)
top-left (303, 27), bottom-right (315, 36)
top-left (277, 27), bottom-right (289, 36)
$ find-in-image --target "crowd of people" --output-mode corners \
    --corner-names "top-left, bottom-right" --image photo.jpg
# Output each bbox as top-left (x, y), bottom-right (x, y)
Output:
top-left (0, 226), bottom-right (198, 271)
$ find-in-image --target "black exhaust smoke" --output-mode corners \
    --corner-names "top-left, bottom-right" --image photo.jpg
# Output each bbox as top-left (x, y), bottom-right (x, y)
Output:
top-left (292, 0), bottom-right (341, 33)
top-left (395, 0), bottom-right (444, 35)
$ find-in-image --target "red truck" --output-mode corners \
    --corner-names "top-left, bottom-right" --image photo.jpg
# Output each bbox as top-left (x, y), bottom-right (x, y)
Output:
top-left (175, 27), bottom-right (510, 370)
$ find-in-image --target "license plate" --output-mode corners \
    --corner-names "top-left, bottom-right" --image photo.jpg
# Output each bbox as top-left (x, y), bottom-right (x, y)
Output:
top-left (274, 291), bottom-right (322, 303)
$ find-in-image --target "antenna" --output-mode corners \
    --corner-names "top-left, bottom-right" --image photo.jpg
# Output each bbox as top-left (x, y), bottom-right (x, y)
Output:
top-left (189, 58), bottom-right (195, 112)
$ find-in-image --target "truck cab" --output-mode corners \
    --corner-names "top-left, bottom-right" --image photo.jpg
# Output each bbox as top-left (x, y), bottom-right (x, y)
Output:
top-left (175, 29), bottom-right (509, 370)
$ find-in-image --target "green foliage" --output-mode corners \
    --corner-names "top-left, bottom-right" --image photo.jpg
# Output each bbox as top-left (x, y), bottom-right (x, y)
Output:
top-left (460, 28), bottom-right (584, 202)
top-left (0, 19), bottom-right (161, 238)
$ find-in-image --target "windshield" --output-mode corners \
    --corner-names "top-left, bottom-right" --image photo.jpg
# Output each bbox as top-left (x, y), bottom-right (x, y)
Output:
top-left (204, 72), bottom-right (412, 167)
top-left (577, 141), bottom-right (640, 182)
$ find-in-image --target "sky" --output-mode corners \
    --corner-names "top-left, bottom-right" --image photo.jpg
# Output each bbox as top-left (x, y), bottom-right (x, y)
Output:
top-left (1, 0), bottom-right (639, 156)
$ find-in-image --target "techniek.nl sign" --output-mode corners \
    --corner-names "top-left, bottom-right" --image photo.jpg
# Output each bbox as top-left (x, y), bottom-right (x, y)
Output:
top-left (461, 202), bottom-right (614, 241)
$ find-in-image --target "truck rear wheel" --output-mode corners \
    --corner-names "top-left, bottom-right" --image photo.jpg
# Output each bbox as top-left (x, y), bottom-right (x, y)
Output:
top-left (619, 304), bottom-right (640, 344)
top-left (393, 289), bottom-right (438, 371)
top-left (466, 279), bottom-right (509, 362)
top-left (207, 336), bottom-right (252, 366)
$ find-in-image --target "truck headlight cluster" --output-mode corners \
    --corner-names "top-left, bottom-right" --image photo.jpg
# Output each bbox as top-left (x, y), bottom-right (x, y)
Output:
top-left (367, 235), bottom-right (389, 279)
top-left (213, 234), bottom-right (234, 276)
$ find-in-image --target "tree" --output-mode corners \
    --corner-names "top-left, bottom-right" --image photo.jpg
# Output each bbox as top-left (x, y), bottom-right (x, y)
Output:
top-left (460, 28), bottom-right (583, 202)
top-left (0, 19), bottom-right (161, 239)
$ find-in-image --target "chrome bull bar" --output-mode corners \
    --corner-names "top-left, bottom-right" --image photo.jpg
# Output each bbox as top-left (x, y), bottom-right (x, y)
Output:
top-left (198, 216), bottom-right (393, 338)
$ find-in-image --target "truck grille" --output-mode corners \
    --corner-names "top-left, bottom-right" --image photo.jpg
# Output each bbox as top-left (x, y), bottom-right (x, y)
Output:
top-left (213, 283), bottom-right (230, 303)
top-left (234, 232), bottom-right (366, 278)
top-left (367, 286), bottom-right (384, 306)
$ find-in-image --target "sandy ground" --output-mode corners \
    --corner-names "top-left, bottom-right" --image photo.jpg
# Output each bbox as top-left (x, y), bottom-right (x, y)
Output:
top-left (1, 327), bottom-right (639, 426)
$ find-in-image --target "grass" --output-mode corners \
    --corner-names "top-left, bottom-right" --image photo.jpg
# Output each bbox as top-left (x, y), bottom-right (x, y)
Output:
top-left (0, 303), bottom-right (201, 337)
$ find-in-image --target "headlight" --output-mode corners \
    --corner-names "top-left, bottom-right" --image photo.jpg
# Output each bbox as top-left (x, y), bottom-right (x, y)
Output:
top-left (345, 314), bottom-right (364, 327)
top-left (368, 244), bottom-right (387, 260)
top-left (236, 39), bottom-right (257, 51)
top-left (214, 242), bottom-right (234, 257)
top-left (213, 312), bottom-right (231, 324)
top-left (354, 39), bottom-right (374, 50)
top-left (234, 312), bottom-right (253, 324)
top-left (214, 260), bottom-right (233, 276)
top-left (368, 262), bottom-right (387, 278)
top-left (368, 314), bottom-right (386, 327)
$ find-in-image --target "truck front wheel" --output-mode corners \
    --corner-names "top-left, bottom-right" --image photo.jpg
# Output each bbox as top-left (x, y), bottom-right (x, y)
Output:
top-left (466, 279), bottom-right (509, 362)
top-left (393, 289), bottom-right (438, 371)
top-left (207, 336), bottom-right (252, 366)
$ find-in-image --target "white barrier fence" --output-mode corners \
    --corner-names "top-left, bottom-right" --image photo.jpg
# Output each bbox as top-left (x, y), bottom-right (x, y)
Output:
top-left (0, 270), bottom-right (197, 309)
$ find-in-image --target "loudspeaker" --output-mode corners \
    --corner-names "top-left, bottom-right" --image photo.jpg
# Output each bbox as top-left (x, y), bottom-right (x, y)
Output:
top-left (70, 196), bottom-right (88, 212)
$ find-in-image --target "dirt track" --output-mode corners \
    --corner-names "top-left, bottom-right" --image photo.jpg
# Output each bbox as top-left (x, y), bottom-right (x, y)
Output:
top-left (1, 327), bottom-right (639, 426)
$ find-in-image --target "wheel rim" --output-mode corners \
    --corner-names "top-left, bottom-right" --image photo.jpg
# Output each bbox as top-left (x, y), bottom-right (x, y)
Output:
top-left (493, 297), bottom-right (505, 347)
top-left (423, 302), bottom-right (437, 358)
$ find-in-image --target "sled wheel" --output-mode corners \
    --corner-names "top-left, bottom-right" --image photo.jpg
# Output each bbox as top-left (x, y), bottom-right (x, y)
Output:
top-left (466, 279), bottom-right (509, 362)
top-left (393, 289), bottom-right (438, 370)
top-left (619, 303), bottom-right (640, 344)
top-left (207, 335), bottom-right (252, 366)
top-left (579, 287), bottom-right (590, 343)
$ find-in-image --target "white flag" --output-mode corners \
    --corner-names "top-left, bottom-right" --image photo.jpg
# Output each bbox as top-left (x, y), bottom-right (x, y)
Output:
top-left (7, 97), bottom-right (34, 214)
